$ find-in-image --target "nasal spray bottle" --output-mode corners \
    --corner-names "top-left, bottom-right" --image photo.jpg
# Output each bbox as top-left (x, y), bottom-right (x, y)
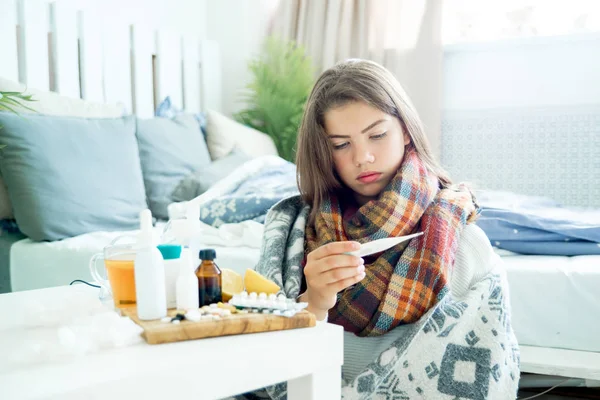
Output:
top-left (185, 199), bottom-right (203, 267)
top-left (134, 209), bottom-right (167, 320)
top-left (176, 247), bottom-right (199, 310)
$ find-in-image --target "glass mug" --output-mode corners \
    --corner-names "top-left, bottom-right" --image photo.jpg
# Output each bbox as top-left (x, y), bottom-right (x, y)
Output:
top-left (89, 236), bottom-right (137, 309)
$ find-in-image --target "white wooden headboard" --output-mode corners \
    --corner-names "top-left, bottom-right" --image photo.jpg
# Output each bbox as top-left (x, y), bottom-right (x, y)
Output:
top-left (0, 0), bottom-right (222, 117)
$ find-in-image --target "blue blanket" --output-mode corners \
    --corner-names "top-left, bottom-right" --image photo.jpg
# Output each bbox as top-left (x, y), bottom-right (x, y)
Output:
top-left (197, 157), bottom-right (299, 227)
top-left (476, 190), bottom-right (600, 256)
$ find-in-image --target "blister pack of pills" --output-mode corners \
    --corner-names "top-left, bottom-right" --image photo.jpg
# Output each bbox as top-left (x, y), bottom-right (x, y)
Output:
top-left (228, 291), bottom-right (308, 318)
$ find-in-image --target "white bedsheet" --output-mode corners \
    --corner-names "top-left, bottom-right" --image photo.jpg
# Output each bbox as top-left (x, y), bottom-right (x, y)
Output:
top-left (502, 252), bottom-right (600, 352)
top-left (10, 222), bottom-right (263, 292)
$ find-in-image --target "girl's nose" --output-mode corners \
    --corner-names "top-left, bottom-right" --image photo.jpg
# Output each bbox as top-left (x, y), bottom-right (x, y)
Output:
top-left (353, 144), bottom-right (375, 167)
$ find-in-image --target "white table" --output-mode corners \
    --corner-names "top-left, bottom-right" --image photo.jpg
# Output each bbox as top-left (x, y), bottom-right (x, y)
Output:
top-left (0, 285), bottom-right (344, 400)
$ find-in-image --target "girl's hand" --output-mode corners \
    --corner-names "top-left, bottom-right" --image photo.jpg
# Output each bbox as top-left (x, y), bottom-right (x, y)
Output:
top-left (302, 241), bottom-right (366, 317)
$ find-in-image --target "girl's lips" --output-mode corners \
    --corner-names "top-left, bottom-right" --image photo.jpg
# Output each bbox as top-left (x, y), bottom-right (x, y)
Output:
top-left (357, 172), bottom-right (382, 183)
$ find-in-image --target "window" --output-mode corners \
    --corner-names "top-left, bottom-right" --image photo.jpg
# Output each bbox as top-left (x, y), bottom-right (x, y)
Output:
top-left (443, 0), bottom-right (600, 45)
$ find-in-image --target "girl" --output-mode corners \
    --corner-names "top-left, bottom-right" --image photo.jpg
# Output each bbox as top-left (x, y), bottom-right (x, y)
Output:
top-left (253, 59), bottom-right (519, 399)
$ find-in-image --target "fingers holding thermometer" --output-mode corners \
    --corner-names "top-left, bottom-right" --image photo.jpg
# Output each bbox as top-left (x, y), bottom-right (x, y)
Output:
top-left (304, 241), bottom-right (366, 312)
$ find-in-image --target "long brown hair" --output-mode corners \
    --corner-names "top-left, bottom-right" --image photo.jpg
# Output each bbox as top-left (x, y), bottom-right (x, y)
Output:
top-left (295, 59), bottom-right (452, 223)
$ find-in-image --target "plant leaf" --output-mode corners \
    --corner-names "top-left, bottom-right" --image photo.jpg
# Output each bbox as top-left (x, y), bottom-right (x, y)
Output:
top-left (234, 36), bottom-right (315, 162)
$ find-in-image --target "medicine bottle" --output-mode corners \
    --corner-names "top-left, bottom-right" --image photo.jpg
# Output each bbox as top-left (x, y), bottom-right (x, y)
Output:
top-left (196, 248), bottom-right (222, 306)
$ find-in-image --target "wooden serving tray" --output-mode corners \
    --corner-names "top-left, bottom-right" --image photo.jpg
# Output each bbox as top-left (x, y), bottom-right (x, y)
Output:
top-left (121, 307), bottom-right (316, 344)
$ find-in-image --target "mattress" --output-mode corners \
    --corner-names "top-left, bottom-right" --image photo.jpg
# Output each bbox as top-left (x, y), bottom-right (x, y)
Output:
top-left (10, 222), bottom-right (262, 293)
top-left (502, 252), bottom-right (600, 353)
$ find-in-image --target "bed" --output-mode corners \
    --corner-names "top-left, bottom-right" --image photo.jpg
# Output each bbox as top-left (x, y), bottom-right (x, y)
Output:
top-left (502, 251), bottom-right (600, 381)
top-left (502, 252), bottom-right (600, 354)
top-left (443, 107), bottom-right (600, 383)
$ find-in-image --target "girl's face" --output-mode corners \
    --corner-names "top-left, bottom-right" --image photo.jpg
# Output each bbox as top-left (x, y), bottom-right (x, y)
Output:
top-left (324, 101), bottom-right (410, 205)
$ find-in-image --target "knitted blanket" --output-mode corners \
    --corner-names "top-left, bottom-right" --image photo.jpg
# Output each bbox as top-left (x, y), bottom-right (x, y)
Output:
top-left (239, 195), bottom-right (520, 400)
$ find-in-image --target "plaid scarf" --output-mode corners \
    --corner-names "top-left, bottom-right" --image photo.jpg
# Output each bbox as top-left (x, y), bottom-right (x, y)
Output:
top-left (305, 148), bottom-right (478, 336)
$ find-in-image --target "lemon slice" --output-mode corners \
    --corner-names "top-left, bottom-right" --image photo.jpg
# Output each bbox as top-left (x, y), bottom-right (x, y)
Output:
top-left (244, 268), bottom-right (280, 295)
top-left (221, 268), bottom-right (244, 302)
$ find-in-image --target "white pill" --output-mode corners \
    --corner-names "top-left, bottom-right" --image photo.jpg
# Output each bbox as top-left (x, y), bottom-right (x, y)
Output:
top-left (268, 294), bottom-right (277, 301)
top-left (161, 317), bottom-right (171, 323)
top-left (241, 291), bottom-right (248, 298)
top-left (210, 303), bottom-right (218, 308)
top-left (172, 319), bottom-right (181, 325)
top-left (249, 292), bottom-right (258, 300)
top-left (186, 310), bottom-right (201, 318)
top-left (222, 310), bottom-right (231, 316)
top-left (277, 294), bottom-right (287, 302)
top-left (258, 292), bottom-right (267, 300)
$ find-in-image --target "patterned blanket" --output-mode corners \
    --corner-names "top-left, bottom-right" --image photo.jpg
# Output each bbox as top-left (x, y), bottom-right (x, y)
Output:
top-left (242, 195), bottom-right (520, 400)
top-left (194, 156), bottom-right (299, 227)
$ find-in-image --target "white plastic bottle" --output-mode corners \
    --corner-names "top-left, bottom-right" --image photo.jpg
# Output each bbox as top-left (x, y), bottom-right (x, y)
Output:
top-left (134, 209), bottom-right (167, 320)
top-left (176, 247), bottom-right (199, 310)
top-left (185, 199), bottom-right (203, 267)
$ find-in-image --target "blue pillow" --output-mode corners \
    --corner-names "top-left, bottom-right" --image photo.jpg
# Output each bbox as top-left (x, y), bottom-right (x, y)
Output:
top-left (156, 96), bottom-right (207, 136)
top-left (0, 112), bottom-right (148, 241)
top-left (136, 113), bottom-right (212, 219)
top-left (171, 147), bottom-right (251, 202)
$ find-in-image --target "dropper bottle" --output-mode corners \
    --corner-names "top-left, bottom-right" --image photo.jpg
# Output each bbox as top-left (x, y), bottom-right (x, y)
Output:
top-left (134, 209), bottom-right (167, 320)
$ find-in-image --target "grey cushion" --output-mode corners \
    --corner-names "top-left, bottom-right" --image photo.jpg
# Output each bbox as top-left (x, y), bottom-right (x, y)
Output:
top-left (0, 112), bottom-right (147, 241)
top-left (172, 147), bottom-right (251, 202)
top-left (136, 114), bottom-right (212, 219)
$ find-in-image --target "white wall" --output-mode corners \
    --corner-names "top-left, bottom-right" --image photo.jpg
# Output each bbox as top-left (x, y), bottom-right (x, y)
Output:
top-left (443, 33), bottom-right (600, 109)
top-left (206, 0), bottom-right (279, 116)
top-left (65, 0), bottom-right (279, 116)
top-left (48, 0), bottom-right (208, 38)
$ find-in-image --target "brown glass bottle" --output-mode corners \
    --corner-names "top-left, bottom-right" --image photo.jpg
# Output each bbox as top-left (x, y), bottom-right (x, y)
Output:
top-left (195, 248), bottom-right (222, 306)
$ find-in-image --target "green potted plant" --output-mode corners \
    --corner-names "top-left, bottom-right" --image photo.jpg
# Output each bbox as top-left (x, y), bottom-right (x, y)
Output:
top-left (235, 36), bottom-right (315, 163)
top-left (0, 91), bottom-right (36, 149)
top-left (0, 91), bottom-right (35, 114)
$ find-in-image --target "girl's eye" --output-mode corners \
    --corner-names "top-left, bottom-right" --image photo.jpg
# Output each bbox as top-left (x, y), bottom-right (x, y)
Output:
top-left (371, 132), bottom-right (387, 140)
top-left (333, 142), bottom-right (349, 150)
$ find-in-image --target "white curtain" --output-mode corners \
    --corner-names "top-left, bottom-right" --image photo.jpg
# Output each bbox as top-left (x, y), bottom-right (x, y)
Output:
top-left (269, 0), bottom-right (444, 158)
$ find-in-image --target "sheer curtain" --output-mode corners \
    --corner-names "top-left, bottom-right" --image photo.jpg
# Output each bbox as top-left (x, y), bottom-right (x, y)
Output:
top-left (269, 0), bottom-right (444, 157)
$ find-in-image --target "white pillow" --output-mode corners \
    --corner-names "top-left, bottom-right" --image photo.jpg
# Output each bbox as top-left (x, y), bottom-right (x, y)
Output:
top-left (0, 77), bottom-right (124, 118)
top-left (204, 109), bottom-right (278, 160)
top-left (0, 77), bottom-right (125, 219)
